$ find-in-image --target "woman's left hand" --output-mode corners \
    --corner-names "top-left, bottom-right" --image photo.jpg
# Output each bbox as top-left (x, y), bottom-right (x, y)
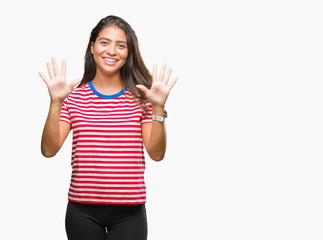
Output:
top-left (136, 64), bottom-right (177, 110)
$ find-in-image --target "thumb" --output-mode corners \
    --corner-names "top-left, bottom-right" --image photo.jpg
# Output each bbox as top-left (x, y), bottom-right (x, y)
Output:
top-left (69, 79), bottom-right (81, 89)
top-left (136, 84), bottom-right (149, 95)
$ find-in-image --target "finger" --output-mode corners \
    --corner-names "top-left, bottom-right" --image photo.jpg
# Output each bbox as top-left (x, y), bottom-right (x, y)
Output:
top-left (152, 64), bottom-right (157, 82)
top-left (61, 59), bottom-right (66, 77)
top-left (164, 67), bottom-right (172, 85)
top-left (39, 72), bottom-right (49, 84)
top-left (168, 77), bottom-right (178, 91)
top-left (46, 61), bottom-right (54, 79)
top-left (51, 58), bottom-right (59, 76)
top-left (158, 63), bottom-right (167, 82)
top-left (136, 84), bottom-right (149, 96)
top-left (69, 79), bottom-right (81, 89)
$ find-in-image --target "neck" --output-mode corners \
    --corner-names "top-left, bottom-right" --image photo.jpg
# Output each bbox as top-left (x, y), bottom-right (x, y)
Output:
top-left (92, 71), bottom-right (124, 95)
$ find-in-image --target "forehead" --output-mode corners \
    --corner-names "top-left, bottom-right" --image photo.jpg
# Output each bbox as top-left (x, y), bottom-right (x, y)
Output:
top-left (97, 25), bottom-right (127, 42)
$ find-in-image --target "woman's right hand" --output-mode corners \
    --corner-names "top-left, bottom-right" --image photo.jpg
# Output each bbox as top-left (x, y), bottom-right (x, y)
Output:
top-left (39, 58), bottom-right (80, 102)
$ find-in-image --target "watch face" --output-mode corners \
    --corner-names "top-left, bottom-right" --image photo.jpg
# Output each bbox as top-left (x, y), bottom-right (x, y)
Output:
top-left (152, 111), bottom-right (167, 122)
top-left (152, 115), bottom-right (164, 122)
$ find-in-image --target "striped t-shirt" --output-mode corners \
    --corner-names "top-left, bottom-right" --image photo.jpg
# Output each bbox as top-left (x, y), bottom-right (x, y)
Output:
top-left (60, 81), bottom-right (152, 205)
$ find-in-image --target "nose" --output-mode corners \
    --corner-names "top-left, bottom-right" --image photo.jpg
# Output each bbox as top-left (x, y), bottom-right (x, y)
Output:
top-left (106, 44), bottom-right (116, 55)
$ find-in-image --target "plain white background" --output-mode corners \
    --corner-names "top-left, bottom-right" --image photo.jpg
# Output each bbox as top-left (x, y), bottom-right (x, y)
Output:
top-left (0, 0), bottom-right (323, 239)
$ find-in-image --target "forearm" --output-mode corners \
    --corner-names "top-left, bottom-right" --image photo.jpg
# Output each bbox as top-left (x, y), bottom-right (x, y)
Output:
top-left (137, 63), bottom-right (177, 161)
top-left (41, 100), bottom-right (63, 157)
top-left (147, 107), bottom-right (167, 161)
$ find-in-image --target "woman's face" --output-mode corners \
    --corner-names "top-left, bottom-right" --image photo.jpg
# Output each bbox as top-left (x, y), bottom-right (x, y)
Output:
top-left (91, 25), bottom-right (128, 76)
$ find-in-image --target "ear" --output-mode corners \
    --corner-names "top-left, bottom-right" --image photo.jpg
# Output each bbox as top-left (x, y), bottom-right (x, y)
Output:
top-left (90, 42), bottom-right (94, 54)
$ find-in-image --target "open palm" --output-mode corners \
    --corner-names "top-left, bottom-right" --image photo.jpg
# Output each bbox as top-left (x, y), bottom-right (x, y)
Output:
top-left (39, 58), bottom-right (80, 102)
top-left (136, 64), bottom-right (177, 108)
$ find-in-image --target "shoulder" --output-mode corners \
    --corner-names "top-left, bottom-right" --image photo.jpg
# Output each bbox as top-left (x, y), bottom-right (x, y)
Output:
top-left (123, 89), bottom-right (150, 104)
top-left (123, 89), bottom-right (136, 99)
top-left (123, 89), bottom-right (151, 107)
top-left (63, 83), bottom-right (90, 105)
top-left (67, 83), bottom-right (90, 98)
top-left (72, 83), bottom-right (90, 94)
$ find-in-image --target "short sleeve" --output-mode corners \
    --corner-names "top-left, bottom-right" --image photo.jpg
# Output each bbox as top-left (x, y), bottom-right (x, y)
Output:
top-left (59, 98), bottom-right (71, 124)
top-left (141, 101), bottom-right (152, 124)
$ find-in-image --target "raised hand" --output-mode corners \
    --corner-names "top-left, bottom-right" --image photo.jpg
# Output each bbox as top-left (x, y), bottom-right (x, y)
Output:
top-left (136, 64), bottom-right (177, 109)
top-left (39, 58), bottom-right (80, 102)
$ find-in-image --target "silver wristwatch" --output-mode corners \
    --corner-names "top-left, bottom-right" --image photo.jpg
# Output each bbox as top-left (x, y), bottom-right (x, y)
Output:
top-left (152, 111), bottom-right (167, 122)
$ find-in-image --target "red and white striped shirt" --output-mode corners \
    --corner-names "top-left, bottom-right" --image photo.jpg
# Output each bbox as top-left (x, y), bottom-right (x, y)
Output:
top-left (60, 81), bottom-right (152, 205)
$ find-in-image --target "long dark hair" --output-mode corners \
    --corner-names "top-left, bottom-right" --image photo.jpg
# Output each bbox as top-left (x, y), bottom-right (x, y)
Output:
top-left (78, 15), bottom-right (152, 110)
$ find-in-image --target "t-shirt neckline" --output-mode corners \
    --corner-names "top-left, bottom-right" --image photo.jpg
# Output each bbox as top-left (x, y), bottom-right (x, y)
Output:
top-left (88, 80), bottom-right (127, 99)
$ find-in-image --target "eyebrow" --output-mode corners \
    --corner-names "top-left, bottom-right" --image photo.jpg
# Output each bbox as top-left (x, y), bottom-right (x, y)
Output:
top-left (98, 38), bottom-right (127, 44)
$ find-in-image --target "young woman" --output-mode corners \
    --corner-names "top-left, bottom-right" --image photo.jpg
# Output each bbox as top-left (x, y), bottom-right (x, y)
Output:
top-left (39, 15), bottom-right (177, 240)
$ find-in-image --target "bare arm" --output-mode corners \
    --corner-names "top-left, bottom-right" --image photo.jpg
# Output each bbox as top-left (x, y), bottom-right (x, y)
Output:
top-left (137, 64), bottom-right (177, 161)
top-left (142, 116), bottom-right (166, 161)
top-left (39, 58), bottom-right (80, 158)
top-left (41, 101), bottom-right (71, 157)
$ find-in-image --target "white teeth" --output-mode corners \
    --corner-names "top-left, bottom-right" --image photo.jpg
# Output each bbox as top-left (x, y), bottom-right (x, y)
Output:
top-left (104, 58), bottom-right (117, 62)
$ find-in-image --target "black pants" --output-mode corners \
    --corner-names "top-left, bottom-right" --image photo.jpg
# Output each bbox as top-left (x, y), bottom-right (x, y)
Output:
top-left (65, 201), bottom-right (148, 240)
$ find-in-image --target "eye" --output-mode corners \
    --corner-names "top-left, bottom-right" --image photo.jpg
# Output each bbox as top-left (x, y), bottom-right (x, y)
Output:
top-left (100, 41), bottom-right (108, 46)
top-left (118, 44), bottom-right (126, 49)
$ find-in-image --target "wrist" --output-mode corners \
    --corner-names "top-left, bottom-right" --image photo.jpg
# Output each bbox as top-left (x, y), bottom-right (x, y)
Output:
top-left (151, 105), bottom-right (165, 115)
top-left (50, 99), bottom-right (64, 108)
top-left (151, 109), bottom-right (167, 122)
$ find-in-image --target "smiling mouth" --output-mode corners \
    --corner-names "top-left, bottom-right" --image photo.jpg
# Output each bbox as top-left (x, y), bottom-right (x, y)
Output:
top-left (103, 58), bottom-right (118, 62)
